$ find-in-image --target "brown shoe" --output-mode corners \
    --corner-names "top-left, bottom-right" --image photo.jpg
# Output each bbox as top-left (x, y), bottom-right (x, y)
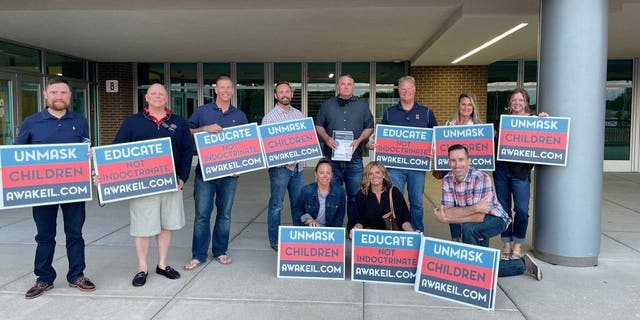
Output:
top-left (68, 276), bottom-right (96, 292)
top-left (25, 282), bottom-right (53, 299)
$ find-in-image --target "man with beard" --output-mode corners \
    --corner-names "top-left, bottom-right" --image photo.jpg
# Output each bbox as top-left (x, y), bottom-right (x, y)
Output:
top-left (261, 81), bottom-right (305, 251)
top-left (16, 77), bottom-right (96, 299)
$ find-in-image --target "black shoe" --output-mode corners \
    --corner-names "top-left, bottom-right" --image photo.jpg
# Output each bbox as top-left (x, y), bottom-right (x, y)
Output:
top-left (156, 265), bottom-right (181, 279)
top-left (25, 282), bottom-right (53, 299)
top-left (132, 271), bottom-right (148, 287)
top-left (270, 245), bottom-right (278, 252)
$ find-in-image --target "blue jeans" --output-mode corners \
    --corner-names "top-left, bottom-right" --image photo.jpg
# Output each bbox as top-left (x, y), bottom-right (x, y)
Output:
top-left (460, 214), bottom-right (523, 277)
top-left (449, 224), bottom-right (461, 240)
top-left (494, 163), bottom-right (531, 244)
top-left (330, 158), bottom-right (363, 229)
top-left (267, 167), bottom-right (304, 246)
top-left (33, 202), bottom-right (86, 284)
top-left (192, 171), bottom-right (238, 261)
top-left (388, 168), bottom-right (425, 232)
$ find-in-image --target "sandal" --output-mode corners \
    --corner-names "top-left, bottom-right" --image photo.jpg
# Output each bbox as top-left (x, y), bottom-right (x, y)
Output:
top-left (215, 254), bottom-right (232, 265)
top-left (501, 243), bottom-right (512, 260)
top-left (183, 259), bottom-right (202, 271)
top-left (510, 244), bottom-right (523, 260)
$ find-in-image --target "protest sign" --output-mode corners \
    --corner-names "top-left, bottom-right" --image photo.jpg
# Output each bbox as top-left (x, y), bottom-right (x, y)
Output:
top-left (194, 123), bottom-right (266, 180)
top-left (351, 229), bottom-right (422, 285)
top-left (414, 237), bottom-right (500, 311)
top-left (497, 115), bottom-right (570, 166)
top-left (277, 226), bottom-right (345, 280)
top-left (434, 124), bottom-right (495, 171)
top-left (258, 117), bottom-right (322, 167)
top-left (93, 137), bottom-right (177, 203)
top-left (373, 124), bottom-right (433, 171)
top-left (0, 143), bottom-right (91, 209)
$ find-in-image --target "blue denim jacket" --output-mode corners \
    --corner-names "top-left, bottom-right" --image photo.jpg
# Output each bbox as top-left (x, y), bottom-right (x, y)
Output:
top-left (292, 182), bottom-right (346, 227)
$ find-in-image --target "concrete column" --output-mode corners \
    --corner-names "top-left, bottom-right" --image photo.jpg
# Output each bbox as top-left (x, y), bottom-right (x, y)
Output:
top-left (534, 0), bottom-right (608, 266)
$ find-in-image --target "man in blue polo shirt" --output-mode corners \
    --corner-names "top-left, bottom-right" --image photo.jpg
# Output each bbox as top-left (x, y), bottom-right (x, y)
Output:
top-left (315, 74), bottom-right (374, 229)
top-left (184, 76), bottom-right (248, 270)
top-left (15, 77), bottom-right (96, 299)
top-left (368, 76), bottom-right (437, 233)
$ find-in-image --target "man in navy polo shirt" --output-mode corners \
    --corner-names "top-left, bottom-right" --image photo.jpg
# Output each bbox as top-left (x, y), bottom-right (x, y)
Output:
top-left (15, 77), bottom-right (96, 299)
top-left (368, 76), bottom-right (437, 233)
top-left (315, 74), bottom-right (374, 230)
top-left (184, 76), bottom-right (248, 270)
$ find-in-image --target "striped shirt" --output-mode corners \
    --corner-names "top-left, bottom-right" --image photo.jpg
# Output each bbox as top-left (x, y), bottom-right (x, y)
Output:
top-left (262, 104), bottom-right (305, 172)
top-left (441, 166), bottom-right (511, 228)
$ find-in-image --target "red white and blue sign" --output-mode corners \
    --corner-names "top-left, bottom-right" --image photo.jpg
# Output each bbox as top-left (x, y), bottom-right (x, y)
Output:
top-left (258, 117), bottom-right (323, 168)
top-left (93, 137), bottom-right (177, 204)
top-left (351, 229), bottom-right (422, 285)
top-left (277, 226), bottom-right (345, 280)
top-left (0, 143), bottom-right (92, 209)
top-left (414, 237), bottom-right (500, 311)
top-left (373, 124), bottom-right (433, 171)
top-left (434, 124), bottom-right (495, 171)
top-left (497, 115), bottom-right (570, 166)
top-left (194, 123), bottom-right (266, 181)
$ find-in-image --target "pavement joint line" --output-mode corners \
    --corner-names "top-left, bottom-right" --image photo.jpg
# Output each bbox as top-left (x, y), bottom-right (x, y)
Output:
top-left (609, 173), bottom-right (640, 185)
top-left (0, 290), bottom-right (176, 300)
top-left (602, 198), bottom-right (640, 215)
top-left (170, 296), bottom-right (363, 305)
top-left (602, 232), bottom-right (640, 255)
top-left (150, 204), bottom-right (268, 319)
top-left (0, 216), bottom-right (32, 230)
top-left (497, 282), bottom-right (528, 319)
top-left (0, 222), bottom-right (130, 291)
top-left (365, 301), bottom-right (520, 311)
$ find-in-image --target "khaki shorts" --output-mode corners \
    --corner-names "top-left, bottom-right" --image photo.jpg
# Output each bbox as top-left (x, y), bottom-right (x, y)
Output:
top-left (129, 191), bottom-right (185, 237)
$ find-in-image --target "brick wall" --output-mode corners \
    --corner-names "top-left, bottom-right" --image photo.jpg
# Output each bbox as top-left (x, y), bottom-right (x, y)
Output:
top-left (97, 63), bottom-right (134, 145)
top-left (410, 65), bottom-right (488, 124)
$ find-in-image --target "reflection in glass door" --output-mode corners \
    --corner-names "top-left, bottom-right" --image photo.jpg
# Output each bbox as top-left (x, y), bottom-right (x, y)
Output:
top-left (171, 88), bottom-right (197, 119)
top-left (0, 78), bottom-right (13, 145)
top-left (70, 86), bottom-right (87, 117)
top-left (17, 80), bottom-right (42, 137)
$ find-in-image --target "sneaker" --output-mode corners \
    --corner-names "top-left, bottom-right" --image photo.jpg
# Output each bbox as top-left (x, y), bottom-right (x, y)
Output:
top-left (523, 253), bottom-right (543, 281)
top-left (25, 281), bottom-right (53, 299)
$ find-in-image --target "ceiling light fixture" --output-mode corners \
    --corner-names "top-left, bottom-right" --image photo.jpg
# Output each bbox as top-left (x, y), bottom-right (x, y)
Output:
top-left (451, 23), bottom-right (528, 64)
top-left (328, 73), bottom-right (335, 79)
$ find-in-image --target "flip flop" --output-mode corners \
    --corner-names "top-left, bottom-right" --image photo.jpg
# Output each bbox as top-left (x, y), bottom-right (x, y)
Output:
top-left (215, 255), bottom-right (232, 265)
top-left (183, 259), bottom-right (202, 271)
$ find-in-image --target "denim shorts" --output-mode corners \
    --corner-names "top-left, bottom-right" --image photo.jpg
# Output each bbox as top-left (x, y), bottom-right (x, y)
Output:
top-left (129, 190), bottom-right (185, 236)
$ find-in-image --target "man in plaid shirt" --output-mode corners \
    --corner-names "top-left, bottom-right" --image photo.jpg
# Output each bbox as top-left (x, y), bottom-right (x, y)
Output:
top-left (433, 144), bottom-right (542, 280)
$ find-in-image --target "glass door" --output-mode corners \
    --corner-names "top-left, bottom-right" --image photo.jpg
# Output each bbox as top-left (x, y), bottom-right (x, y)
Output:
top-left (0, 72), bottom-right (14, 145)
top-left (15, 75), bottom-right (43, 140)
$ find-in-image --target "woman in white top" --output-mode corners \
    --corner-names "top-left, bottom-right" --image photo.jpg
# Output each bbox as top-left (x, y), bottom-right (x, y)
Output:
top-left (445, 92), bottom-right (482, 242)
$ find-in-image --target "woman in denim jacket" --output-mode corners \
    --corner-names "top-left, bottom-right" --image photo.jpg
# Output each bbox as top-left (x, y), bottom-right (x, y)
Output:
top-left (293, 158), bottom-right (346, 227)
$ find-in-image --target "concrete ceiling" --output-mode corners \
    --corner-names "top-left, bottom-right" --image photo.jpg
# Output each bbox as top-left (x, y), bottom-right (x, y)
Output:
top-left (0, 0), bottom-right (639, 65)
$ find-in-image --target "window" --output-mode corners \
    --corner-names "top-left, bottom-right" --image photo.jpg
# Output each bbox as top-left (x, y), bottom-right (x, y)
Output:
top-left (487, 61), bottom-right (518, 124)
top-left (46, 52), bottom-right (84, 79)
top-left (0, 41), bottom-right (41, 73)
top-left (274, 63), bottom-right (302, 112)
top-left (237, 63), bottom-right (265, 123)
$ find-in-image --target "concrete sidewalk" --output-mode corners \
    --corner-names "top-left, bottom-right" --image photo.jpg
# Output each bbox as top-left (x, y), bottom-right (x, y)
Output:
top-left (0, 170), bottom-right (639, 320)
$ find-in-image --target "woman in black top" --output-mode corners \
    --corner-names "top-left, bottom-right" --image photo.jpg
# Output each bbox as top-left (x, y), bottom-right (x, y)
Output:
top-left (350, 161), bottom-right (414, 238)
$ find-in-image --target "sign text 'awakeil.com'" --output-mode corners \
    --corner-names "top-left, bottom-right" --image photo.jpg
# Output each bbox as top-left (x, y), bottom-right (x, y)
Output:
top-left (277, 226), bottom-right (345, 280)
top-left (194, 123), bottom-right (266, 180)
top-left (351, 229), bottom-right (421, 285)
top-left (415, 237), bottom-right (500, 311)
top-left (0, 143), bottom-right (92, 209)
top-left (93, 137), bottom-right (177, 203)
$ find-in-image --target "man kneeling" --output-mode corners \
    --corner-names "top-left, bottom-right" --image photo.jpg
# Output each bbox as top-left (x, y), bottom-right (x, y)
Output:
top-left (433, 144), bottom-right (542, 280)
